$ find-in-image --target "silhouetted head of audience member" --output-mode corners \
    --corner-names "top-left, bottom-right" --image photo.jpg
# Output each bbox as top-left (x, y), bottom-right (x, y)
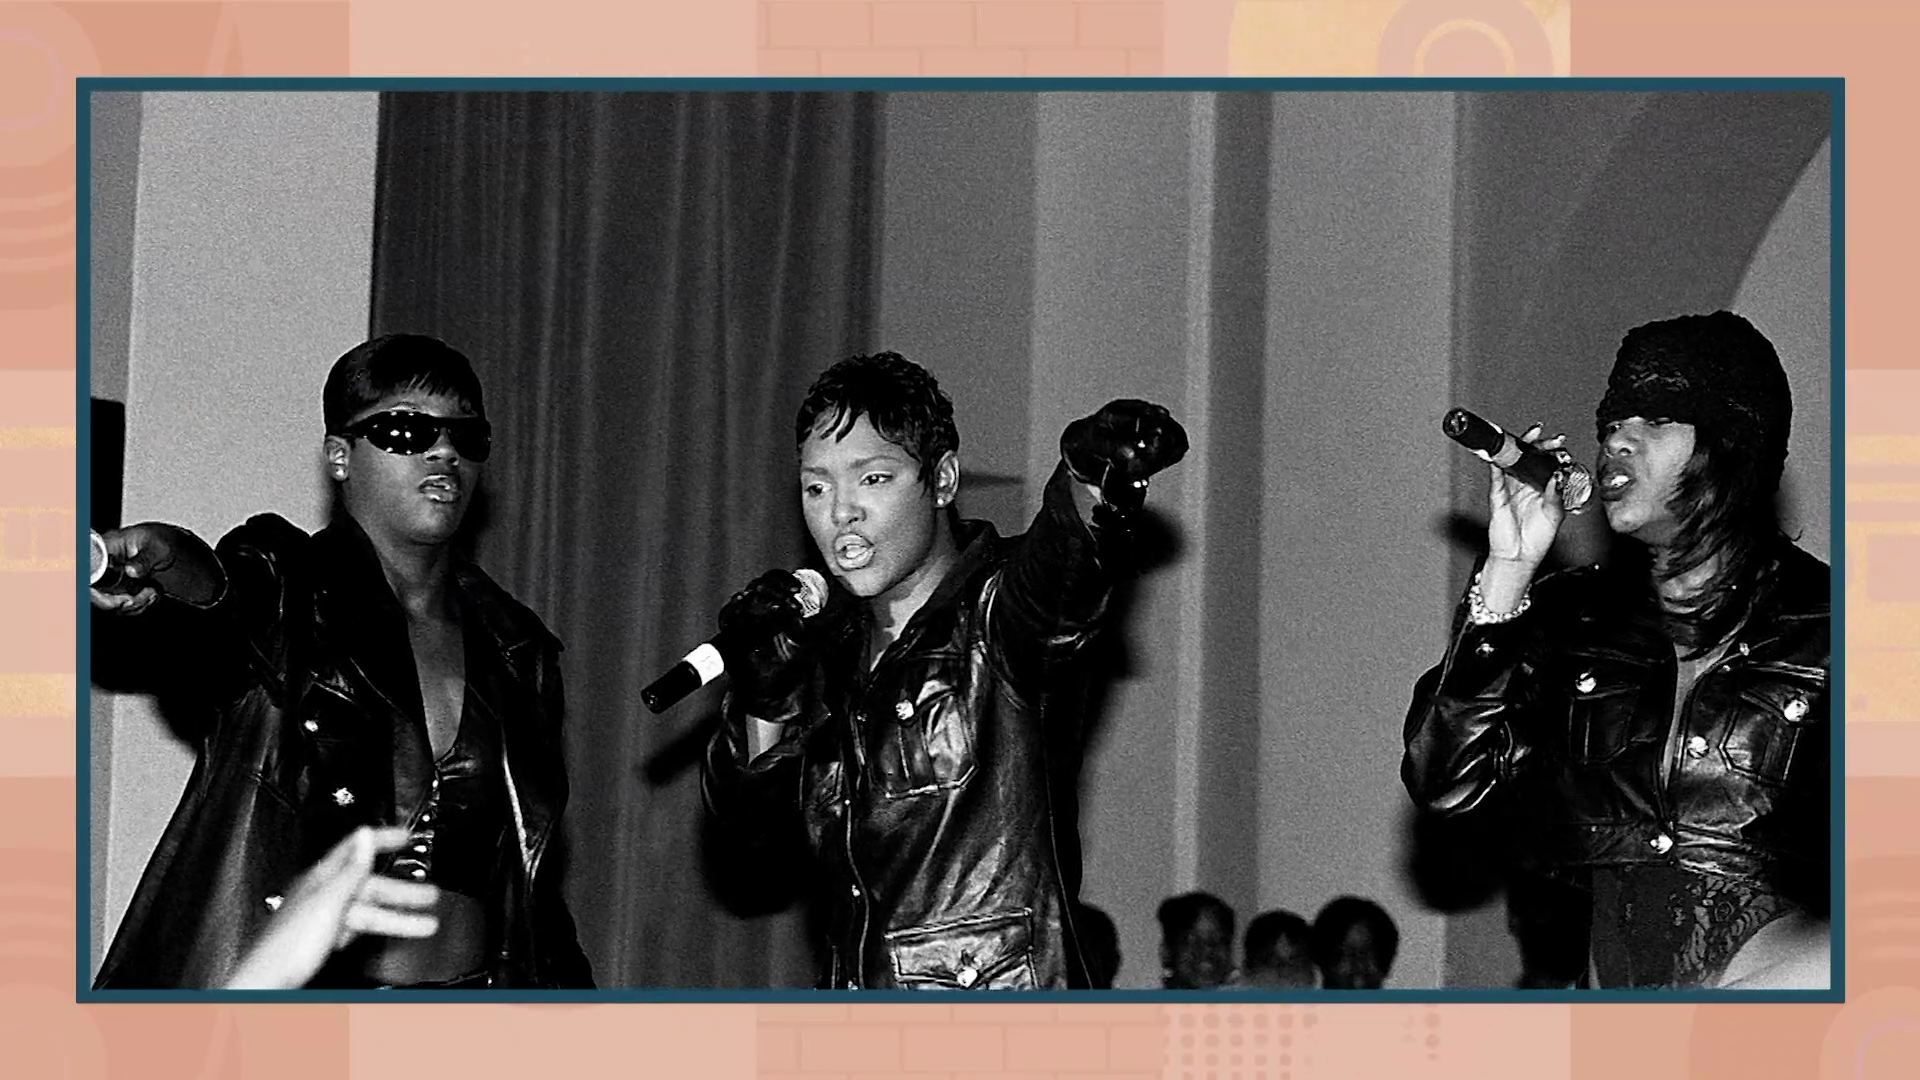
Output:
top-left (1074, 902), bottom-right (1121, 990)
top-left (1241, 910), bottom-right (1319, 988)
top-left (1312, 896), bottom-right (1399, 990)
top-left (1158, 891), bottom-right (1236, 989)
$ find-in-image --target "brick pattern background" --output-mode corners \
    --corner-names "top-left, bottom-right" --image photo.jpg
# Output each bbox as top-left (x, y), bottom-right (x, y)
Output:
top-left (759, 1002), bottom-right (1170, 1077)
top-left (1848, 385), bottom-right (1920, 725)
top-left (759, 2), bottom-right (1165, 76)
top-left (0, 503), bottom-right (73, 574)
top-left (0, 0), bottom-right (1910, 1078)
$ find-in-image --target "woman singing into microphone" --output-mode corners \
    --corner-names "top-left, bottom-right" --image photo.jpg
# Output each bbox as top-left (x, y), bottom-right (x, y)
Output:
top-left (1404, 312), bottom-right (1830, 990)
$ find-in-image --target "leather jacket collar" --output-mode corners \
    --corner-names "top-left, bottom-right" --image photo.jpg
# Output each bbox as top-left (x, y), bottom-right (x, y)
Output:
top-left (305, 516), bottom-right (562, 870)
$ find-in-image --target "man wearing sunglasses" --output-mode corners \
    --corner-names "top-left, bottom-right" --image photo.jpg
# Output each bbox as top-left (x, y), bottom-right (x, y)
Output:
top-left (92, 333), bottom-right (593, 990)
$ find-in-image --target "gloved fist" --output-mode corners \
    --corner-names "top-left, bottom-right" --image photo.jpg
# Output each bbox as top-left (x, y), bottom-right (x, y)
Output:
top-left (1061, 399), bottom-right (1190, 511)
top-left (716, 569), bottom-right (820, 716)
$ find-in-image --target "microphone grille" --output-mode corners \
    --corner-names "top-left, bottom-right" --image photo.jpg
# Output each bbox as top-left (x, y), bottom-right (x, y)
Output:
top-left (792, 568), bottom-right (829, 619)
top-left (1558, 463), bottom-right (1595, 512)
top-left (90, 531), bottom-right (110, 585)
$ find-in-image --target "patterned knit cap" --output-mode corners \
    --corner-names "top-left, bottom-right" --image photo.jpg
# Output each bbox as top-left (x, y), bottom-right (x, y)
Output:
top-left (1596, 311), bottom-right (1792, 489)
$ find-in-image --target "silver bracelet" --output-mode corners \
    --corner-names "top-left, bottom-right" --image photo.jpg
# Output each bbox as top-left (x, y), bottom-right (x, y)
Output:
top-left (1467, 569), bottom-right (1531, 625)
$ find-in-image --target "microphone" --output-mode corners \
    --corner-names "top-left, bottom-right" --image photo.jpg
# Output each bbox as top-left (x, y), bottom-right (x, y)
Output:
top-left (640, 568), bottom-right (829, 714)
top-left (1442, 408), bottom-right (1594, 513)
top-left (90, 530), bottom-right (131, 593)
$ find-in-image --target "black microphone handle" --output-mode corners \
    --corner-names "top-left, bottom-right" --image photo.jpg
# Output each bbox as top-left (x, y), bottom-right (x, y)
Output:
top-left (1442, 408), bottom-right (1593, 512)
top-left (1441, 408), bottom-right (1547, 485)
top-left (640, 623), bottom-right (741, 715)
top-left (640, 659), bottom-right (706, 714)
top-left (1440, 406), bottom-right (1506, 455)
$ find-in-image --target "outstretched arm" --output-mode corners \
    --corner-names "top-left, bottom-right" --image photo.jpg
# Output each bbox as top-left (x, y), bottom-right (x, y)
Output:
top-left (92, 514), bottom-right (313, 722)
top-left (990, 399), bottom-right (1189, 696)
top-left (90, 523), bottom-right (226, 614)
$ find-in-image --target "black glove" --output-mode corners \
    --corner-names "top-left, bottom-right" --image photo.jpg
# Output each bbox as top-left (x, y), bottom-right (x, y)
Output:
top-left (716, 569), bottom-right (818, 717)
top-left (1061, 399), bottom-right (1190, 511)
top-left (90, 522), bottom-right (226, 613)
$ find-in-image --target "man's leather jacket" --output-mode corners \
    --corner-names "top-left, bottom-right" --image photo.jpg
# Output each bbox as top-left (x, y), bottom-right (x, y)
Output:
top-left (1402, 541), bottom-right (1830, 912)
top-left (702, 464), bottom-right (1115, 990)
top-left (94, 513), bottom-right (593, 989)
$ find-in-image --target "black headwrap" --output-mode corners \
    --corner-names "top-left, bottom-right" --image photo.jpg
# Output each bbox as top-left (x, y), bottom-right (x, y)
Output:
top-left (1596, 311), bottom-right (1792, 494)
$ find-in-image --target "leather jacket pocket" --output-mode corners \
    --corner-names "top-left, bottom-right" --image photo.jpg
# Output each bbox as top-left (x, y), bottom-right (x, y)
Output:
top-left (887, 908), bottom-right (1038, 990)
top-left (1562, 654), bottom-right (1644, 765)
top-left (288, 679), bottom-right (386, 845)
top-left (1722, 665), bottom-right (1826, 786)
top-left (868, 654), bottom-right (976, 801)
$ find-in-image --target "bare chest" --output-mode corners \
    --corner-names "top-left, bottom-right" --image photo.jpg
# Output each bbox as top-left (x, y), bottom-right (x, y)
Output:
top-left (407, 614), bottom-right (467, 759)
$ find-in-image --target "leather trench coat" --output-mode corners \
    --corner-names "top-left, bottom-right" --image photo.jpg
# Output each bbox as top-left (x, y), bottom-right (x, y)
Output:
top-left (94, 513), bottom-right (593, 989)
top-left (1402, 541), bottom-right (1830, 913)
top-left (703, 464), bottom-right (1116, 990)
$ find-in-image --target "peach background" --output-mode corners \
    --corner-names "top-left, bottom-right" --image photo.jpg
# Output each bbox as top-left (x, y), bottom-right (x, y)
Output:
top-left (5, 0), bottom-right (1908, 1076)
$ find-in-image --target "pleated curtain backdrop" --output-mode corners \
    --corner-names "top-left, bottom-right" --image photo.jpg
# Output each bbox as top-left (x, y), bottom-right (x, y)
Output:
top-left (368, 90), bottom-right (882, 987)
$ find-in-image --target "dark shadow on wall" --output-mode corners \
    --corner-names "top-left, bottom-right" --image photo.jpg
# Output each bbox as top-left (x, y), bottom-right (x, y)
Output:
top-left (1453, 90), bottom-right (1833, 575)
top-left (1076, 507), bottom-right (1190, 769)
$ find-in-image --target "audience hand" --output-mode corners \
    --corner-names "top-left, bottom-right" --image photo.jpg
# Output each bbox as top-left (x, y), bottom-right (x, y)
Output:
top-left (225, 826), bottom-right (440, 990)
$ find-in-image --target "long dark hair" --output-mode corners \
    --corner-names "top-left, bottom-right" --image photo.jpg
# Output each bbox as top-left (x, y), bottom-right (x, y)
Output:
top-left (1652, 420), bottom-right (1786, 656)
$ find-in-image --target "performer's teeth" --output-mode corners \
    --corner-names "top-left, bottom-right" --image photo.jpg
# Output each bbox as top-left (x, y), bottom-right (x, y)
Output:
top-left (836, 537), bottom-right (873, 567)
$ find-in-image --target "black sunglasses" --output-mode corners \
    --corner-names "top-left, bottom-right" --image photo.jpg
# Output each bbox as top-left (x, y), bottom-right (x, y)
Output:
top-left (340, 410), bottom-right (493, 462)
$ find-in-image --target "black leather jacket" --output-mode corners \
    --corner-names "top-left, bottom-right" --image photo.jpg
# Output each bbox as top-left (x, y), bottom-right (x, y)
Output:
top-left (94, 513), bottom-right (593, 989)
top-left (1402, 541), bottom-right (1830, 911)
top-left (703, 464), bottom-right (1115, 990)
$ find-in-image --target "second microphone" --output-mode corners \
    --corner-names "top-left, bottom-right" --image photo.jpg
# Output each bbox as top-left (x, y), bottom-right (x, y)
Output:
top-left (1442, 407), bottom-right (1594, 513)
top-left (641, 568), bottom-right (829, 714)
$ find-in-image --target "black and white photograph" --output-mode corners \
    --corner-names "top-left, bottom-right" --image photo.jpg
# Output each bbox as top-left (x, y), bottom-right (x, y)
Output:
top-left (83, 84), bottom-right (1835, 994)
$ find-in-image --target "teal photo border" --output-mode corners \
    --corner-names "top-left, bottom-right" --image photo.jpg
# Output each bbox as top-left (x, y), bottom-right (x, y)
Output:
top-left (74, 74), bottom-right (1846, 1006)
